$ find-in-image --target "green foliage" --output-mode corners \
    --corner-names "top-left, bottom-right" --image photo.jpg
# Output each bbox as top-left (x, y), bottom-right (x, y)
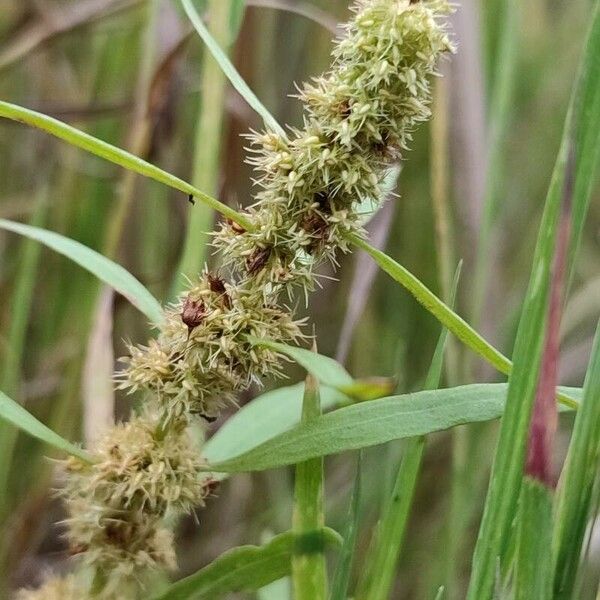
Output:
top-left (208, 384), bottom-right (582, 474)
top-left (203, 382), bottom-right (348, 466)
top-left (292, 373), bottom-right (327, 600)
top-left (151, 528), bottom-right (341, 600)
top-left (0, 390), bottom-right (93, 463)
top-left (0, 0), bottom-right (598, 597)
top-left (329, 455), bottom-right (361, 600)
top-left (515, 478), bottom-right (554, 600)
top-left (349, 234), bottom-right (579, 410)
top-left (553, 320), bottom-right (600, 597)
top-left (466, 4), bottom-right (600, 596)
top-left (181, 0), bottom-right (286, 138)
top-left (0, 101), bottom-right (251, 230)
top-left (247, 337), bottom-right (395, 400)
top-left (356, 265), bottom-right (460, 600)
top-left (0, 219), bottom-right (163, 324)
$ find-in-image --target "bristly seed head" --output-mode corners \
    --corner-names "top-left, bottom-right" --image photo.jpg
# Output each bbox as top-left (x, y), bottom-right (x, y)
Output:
top-left (26, 2), bottom-right (454, 597)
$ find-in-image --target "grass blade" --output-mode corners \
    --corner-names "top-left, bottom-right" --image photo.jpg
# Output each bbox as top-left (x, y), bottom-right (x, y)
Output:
top-left (515, 479), bottom-right (554, 600)
top-left (247, 337), bottom-right (395, 400)
top-left (0, 194), bottom-right (47, 524)
top-left (553, 320), bottom-right (600, 597)
top-left (514, 140), bottom-right (573, 600)
top-left (208, 384), bottom-right (582, 474)
top-left (0, 219), bottom-right (163, 324)
top-left (0, 390), bottom-right (93, 464)
top-left (466, 5), bottom-right (600, 596)
top-left (292, 372), bottom-right (327, 600)
top-left (329, 454), bottom-right (361, 600)
top-left (181, 0), bottom-right (287, 138)
top-left (175, 0), bottom-right (242, 292)
top-left (348, 233), bottom-right (578, 410)
top-left (204, 383), bottom-right (348, 466)
top-left (150, 528), bottom-right (341, 600)
top-left (357, 265), bottom-right (460, 600)
top-left (0, 100), bottom-right (252, 230)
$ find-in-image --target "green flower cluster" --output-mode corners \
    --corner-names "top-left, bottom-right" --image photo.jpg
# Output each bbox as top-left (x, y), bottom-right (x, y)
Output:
top-left (19, 1), bottom-right (453, 598)
top-left (214, 0), bottom-right (453, 291)
top-left (119, 270), bottom-right (305, 423)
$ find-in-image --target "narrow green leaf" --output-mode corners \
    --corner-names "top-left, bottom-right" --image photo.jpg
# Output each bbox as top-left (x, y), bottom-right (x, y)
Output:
top-left (203, 383), bottom-right (349, 466)
top-left (515, 478), bottom-right (554, 600)
top-left (0, 219), bottom-right (163, 325)
top-left (175, 0), bottom-right (240, 294)
top-left (357, 265), bottom-right (460, 600)
top-left (0, 101), bottom-right (252, 231)
top-left (553, 320), bottom-right (600, 598)
top-left (329, 454), bottom-right (361, 600)
top-left (181, 0), bottom-right (287, 138)
top-left (246, 337), bottom-right (395, 400)
top-left (466, 5), bottom-right (600, 597)
top-left (0, 390), bottom-right (93, 463)
top-left (349, 233), bottom-right (579, 411)
top-left (208, 384), bottom-right (582, 474)
top-left (248, 337), bottom-right (353, 387)
top-left (293, 373), bottom-right (327, 600)
top-left (151, 528), bottom-right (341, 600)
top-left (0, 195), bottom-right (47, 523)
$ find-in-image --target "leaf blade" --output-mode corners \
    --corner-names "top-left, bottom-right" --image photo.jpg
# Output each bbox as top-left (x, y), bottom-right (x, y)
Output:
top-left (0, 219), bottom-right (163, 324)
top-left (0, 101), bottom-right (251, 230)
top-left (208, 384), bottom-right (582, 474)
top-left (151, 528), bottom-right (341, 600)
top-left (181, 0), bottom-right (286, 138)
top-left (0, 390), bottom-right (93, 463)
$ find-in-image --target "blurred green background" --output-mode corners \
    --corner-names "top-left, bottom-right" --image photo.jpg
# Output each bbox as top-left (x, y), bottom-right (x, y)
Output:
top-left (0, 0), bottom-right (598, 597)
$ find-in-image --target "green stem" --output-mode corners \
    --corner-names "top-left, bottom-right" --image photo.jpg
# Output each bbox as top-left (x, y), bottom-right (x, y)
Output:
top-left (348, 233), bottom-right (578, 410)
top-left (292, 371), bottom-right (327, 600)
top-left (174, 0), bottom-right (235, 293)
top-left (0, 100), bottom-right (253, 231)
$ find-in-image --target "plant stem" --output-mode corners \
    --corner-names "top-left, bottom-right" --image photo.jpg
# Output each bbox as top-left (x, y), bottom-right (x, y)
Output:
top-left (348, 234), bottom-right (578, 410)
top-left (0, 100), bottom-right (252, 231)
top-left (292, 371), bottom-right (327, 600)
top-left (174, 0), bottom-right (236, 294)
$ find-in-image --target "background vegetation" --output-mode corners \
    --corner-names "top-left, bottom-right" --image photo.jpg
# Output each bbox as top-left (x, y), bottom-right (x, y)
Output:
top-left (0, 0), bottom-right (598, 598)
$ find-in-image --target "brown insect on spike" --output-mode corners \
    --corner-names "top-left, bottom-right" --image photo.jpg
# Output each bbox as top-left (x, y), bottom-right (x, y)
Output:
top-left (246, 246), bottom-right (271, 275)
top-left (207, 273), bottom-right (232, 309)
top-left (226, 217), bottom-right (246, 234)
top-left (181, 296), bottom-right (208, 338)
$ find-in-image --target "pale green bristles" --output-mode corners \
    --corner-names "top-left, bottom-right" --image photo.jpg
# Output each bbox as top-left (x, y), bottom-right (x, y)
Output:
top-left (22, 1), bottom-right (454, 597)
top-left (214, 0), bottom-right (454, 292)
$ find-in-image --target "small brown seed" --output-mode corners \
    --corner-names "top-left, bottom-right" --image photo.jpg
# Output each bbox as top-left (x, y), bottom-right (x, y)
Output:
top-left (246, 246), bottom-right (271, 275)
top-left (207, 273), bottom-right (231, 309)
top-left (181, 297), bottom-right (207, 334)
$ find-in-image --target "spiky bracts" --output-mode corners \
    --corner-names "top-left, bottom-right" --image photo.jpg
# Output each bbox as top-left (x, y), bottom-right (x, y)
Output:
top-left (215, 0), bottom-right (453, 289)
top-left (57, 412), bottom-right (212, 598)
top-left (22, 2), bottom-right (453, 598)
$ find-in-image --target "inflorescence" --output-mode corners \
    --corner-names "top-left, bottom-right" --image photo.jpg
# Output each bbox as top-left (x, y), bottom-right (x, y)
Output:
top-left (18, 2), bottom-right (453, 598)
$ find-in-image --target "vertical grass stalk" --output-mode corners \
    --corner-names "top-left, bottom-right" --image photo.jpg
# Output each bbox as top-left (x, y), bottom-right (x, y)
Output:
top-left (292, 371), bottom-right (327, 600)
top-left (174, 0), bottom-right (237, 293)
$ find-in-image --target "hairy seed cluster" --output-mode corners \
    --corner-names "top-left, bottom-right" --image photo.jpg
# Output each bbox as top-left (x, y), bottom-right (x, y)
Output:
top-left (20, 2), bottom-right (453, 598)
top-left (214, 0), bottom-right (453, 291)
